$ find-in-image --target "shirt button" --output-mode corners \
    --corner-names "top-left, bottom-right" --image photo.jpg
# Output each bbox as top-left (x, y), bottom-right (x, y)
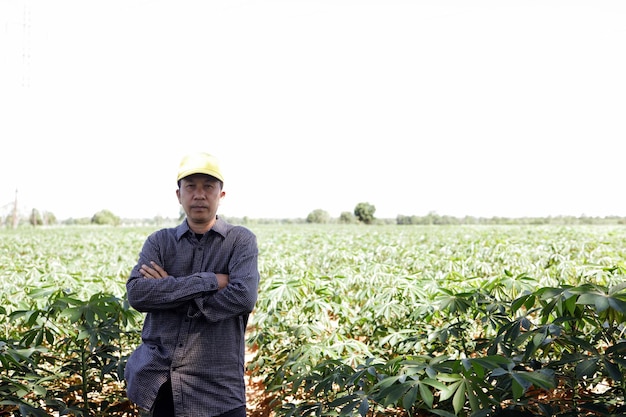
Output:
top-left (178, 343), bottom-right (183, 347)
top-left (197, 247), bottom-right (203, 251)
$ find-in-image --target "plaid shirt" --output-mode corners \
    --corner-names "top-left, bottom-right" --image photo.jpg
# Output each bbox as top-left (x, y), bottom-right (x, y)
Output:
top-left (124, 217), bottom-right (260, 417)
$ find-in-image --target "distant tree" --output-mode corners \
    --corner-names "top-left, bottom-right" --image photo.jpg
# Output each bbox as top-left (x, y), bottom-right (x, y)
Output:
top-left (30, 208), bottom-right (43, 226)
top-left (339, 211), bottom-right (357, 224)
top-left (42, 211), bottom-right (56, 225)
top-left (396, 215), bottom-right (411, 225)
top-left (354, 202), bottom-right (376, 224)
top-left (91, 210), bottom-right (121, 226)
top-left (306, 209), bottom-right (330, 224)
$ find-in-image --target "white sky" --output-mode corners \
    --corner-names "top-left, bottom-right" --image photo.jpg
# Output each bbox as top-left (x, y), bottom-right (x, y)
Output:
top-left (1, 0), bottom-right (625, 220)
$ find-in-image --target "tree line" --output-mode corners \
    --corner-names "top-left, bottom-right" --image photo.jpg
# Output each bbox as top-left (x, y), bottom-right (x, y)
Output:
top-left (3, 202), bottom-right (626, 228)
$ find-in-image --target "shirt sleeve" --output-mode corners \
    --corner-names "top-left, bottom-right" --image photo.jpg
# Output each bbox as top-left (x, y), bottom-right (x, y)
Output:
top-left (193, 229), bottom-right (260, 322)
top-left (126, 233), bottom-right (219, 312)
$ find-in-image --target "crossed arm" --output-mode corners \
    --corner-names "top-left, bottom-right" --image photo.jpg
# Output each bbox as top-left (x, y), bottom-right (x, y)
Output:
top-left (128, 230), bottom-right (259, 319)
top-left (140, 261), bottom-right (229, 290)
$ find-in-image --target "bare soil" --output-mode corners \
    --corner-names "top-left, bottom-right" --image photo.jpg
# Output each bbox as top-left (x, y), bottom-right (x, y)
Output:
top-left (245, 345), bottom-right (278, 417)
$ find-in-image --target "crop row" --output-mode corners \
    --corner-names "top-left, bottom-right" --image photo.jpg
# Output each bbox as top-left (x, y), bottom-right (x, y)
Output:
top-left (249, 225), bottom-right (626, 416)
top-left (1, 224), bottom-right (625, 416)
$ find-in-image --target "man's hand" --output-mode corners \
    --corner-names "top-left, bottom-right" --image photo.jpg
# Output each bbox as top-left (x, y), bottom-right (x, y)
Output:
top-left (140, 261), bottom-right (169, 279)
top-left (216, 273), bottom-right (229, 290)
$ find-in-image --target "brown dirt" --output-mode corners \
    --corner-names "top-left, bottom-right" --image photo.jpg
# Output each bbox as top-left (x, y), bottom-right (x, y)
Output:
top-left (245, 345), bottom-right (278, 417)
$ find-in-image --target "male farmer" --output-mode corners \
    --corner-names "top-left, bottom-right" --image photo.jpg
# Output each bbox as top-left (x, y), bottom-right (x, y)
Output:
top-left (125, 152), bottom-right (260, 417)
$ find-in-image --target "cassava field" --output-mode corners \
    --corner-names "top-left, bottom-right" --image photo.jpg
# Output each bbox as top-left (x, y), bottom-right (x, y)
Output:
top-left (1, 224), bottom-right (625, 417)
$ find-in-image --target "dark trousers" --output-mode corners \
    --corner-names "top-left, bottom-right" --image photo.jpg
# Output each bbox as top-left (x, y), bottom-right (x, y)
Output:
top-left (150, 380), bottom-right (246, 417)
top-left (152, 379), bottom-right (175, 417)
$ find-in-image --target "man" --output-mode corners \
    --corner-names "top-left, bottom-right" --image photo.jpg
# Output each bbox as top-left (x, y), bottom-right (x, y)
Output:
top-left (125, 152), bottom-right (260, 417)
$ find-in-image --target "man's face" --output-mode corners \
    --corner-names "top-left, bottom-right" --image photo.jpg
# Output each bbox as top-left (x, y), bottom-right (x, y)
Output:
top-left (176, 174), bottom-right (224, 226)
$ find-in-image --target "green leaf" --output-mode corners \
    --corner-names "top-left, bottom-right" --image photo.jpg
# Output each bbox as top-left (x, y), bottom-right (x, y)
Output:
top-left (606, 341), bottom-right (626, 355)
top-left (594, 295), bottom-right (610, 313)
top-left (438, 374), bottom-right (463, 383)
top-left (513, 370), bottom-right (555, 391)
top-left (27, 287), bottom-right (56, 299)
top-left (452, 380), bottom-right (466, 415)
top-left (465, 380), bottom-right (479, 412)
top-left (32, 383), bottom-right (47, 397)
top-left (511, 295), bottom-right (529, 312)
top-left (439, 380), bottom-right (462, 402)
top-left (577, 293), bottom-right (610, 312)
top-left (327, 394), bottom-right (355, 408)
top-left (9, 309), bottom-right (33, 321)
top-left (419, 381), bottom-right (434, 408)
top-left (422, 378), bottom-right (448, 392)
top-left (339, 398), bottom-right (359, 416)
top-left (357, 398), bottom-right (369, 416)
top-left (576, 358), bottom-right (597, 379)
top-left (511, 378), bottom-right (524, 400)
top-left (62, 307), bottom-right (84, 323)
top-left (532, 332), bottom-right (546, 347)
top-left (384, 384), bottom-right (409, 406)
top-left (603, 358), bottom-right (622, 382)
top-left (564, 295), bottom-right (578, 316)
top-left (607, 296), bottom-right (626, 313)
top-left (403, 384), bottom-right (420, 410)
top-left (373, 375), bottom-right (403, 391)
top-left (45, 328), bottom-right (55, 345)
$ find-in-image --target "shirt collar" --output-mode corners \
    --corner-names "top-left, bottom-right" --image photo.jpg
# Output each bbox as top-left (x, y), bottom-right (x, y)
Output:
top-left (175, 216), bottom-right (228, 241)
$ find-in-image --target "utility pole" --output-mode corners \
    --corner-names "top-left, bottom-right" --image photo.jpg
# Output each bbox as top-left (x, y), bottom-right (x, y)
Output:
top-left (12, 189), bottom-right (19, 229)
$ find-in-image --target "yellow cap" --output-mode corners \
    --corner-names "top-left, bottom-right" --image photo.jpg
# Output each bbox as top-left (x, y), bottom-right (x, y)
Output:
top-left (176, 152), bottom-right (224, 183)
